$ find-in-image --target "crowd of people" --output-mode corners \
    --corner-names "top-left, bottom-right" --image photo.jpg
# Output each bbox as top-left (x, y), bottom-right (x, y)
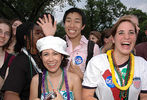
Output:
top-left (0, 7), bottom-right (147, 100)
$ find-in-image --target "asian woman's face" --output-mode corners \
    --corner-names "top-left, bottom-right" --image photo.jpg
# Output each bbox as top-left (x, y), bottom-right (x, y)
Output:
top-left (41, 49), bottom-right (63, 73)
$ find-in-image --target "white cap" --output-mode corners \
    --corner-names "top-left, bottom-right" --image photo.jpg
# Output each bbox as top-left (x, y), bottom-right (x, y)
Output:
top-left (36, 36), bottom-right (69, 56)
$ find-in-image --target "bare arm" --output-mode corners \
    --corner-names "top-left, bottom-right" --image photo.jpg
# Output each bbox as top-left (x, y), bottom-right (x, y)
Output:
top-left (140, 93), bottom-right (147, 100)
top-left (29, 74), bottom-right (39, 100)
top-left (82, 88), bottom-right (98, 100)
top-left (72, 73), bottom-right (82, 100)
top-left (4, 91), bottom-right (20, 100)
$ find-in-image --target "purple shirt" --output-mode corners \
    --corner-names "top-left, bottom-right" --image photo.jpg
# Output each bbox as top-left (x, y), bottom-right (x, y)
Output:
top-left (66, 35), bottom-right (100, 73)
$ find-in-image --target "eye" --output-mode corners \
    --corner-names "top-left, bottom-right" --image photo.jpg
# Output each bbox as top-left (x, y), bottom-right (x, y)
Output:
top-left (118, 30), bottom-right (124, 35)
top-left (129, 30), bottom-right (135, 34)
top-left (53, 51), bottom-right (60, 55)
top-left (42, 52), bottom-right (48, 56)
top-left (75, 20), bottom-right (80, 23)
top-left (65, 19), bottom-right (71, 23)
top-left (5, 31), bottom-right (10, 36)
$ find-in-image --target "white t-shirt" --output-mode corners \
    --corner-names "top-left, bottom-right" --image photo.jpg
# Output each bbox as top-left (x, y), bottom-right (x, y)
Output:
top-left (82, 54), bottom-right (147, 100)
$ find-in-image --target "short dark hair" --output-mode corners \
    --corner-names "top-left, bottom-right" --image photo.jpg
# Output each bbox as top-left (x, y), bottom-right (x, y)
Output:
top-left (63, 7), bottom-right (86, 26)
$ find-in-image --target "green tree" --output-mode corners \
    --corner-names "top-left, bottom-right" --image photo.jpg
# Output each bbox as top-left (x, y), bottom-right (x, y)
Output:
top-left (83, 0), bottom-right (127, 38)
top-left (0, 0), bottom-right (80, 22)
top-left (56, 22), bottom-right (66, 38)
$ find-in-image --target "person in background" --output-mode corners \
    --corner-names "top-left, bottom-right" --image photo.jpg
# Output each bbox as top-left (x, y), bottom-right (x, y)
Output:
top-left (135, 25), bottom-right (147, 61)
top-left (82, 18), bottom-right (147, 100)
top-left (100, 28), bottom-right (113, 53)
top-left (6, 18), bottom-right (22, 54)
top-left (62, 7), bottom-right (100, 80)
top-left (29, 36), bottom-right (81, 100)
top-left (39, 8), bottom-right (100, 80)
top-left (89, 31), bottom-right (102, 47)
top-left (0, 18), bottom-right (15, 90)
top-left (119, 15), bottom-right (140, 34)
top-left (2, 21), bottom-right (44, 100)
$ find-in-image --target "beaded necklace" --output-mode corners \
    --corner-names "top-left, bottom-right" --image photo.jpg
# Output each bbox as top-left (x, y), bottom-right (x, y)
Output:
top-left (111, 51), bottom-right (130, 99)
top-left (42, 68), bottom-right (70, 100)
top-left (45, 69), bottom-right (64, 93)
top-left (106, 50), bottom-right (134, 91)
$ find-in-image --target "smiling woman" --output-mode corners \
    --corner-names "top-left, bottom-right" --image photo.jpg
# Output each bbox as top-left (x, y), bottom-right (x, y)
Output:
top-left (82, 18), bottom-right (147, 100)
top-left (29, 36), bottom-right (82, 100)
top-left (0, 18), bottom-right (15, 99)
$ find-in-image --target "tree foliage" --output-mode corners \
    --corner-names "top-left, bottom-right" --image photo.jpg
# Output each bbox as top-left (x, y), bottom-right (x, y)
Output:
top-left (0, 0), bottom-right (80, 22)
top-left (83, 0), bottom-right (127, 37)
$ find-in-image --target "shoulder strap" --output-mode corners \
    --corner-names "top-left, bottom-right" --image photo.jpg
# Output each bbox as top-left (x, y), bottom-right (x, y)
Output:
top-left (38, 73), bottom-right (42, 98)
top-left (85, 40), bottom-right (95, 69)
top-left (0, 54), bottom-right (13, 79)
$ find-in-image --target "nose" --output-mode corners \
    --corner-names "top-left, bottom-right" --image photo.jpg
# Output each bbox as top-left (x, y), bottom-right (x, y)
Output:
top-left (69, 21), bottom-right (74, 27)
top-left (48, 55), bottom-right (54, 62)
top-left (124, 33), bottom-right (130, 39)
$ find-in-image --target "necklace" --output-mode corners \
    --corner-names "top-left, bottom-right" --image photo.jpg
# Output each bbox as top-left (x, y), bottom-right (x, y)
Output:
top-left (112, 51), bottom-right (130, 99)
top-left (42, 68), bottom-right (70, 100)
top-left (106, 50), bottom-right (134, 90)
top-left (46, 69), bottom-right (64, 92)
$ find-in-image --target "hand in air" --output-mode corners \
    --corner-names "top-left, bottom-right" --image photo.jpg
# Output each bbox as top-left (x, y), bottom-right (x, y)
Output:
top-left (37, 14), bottom-right (57, 36)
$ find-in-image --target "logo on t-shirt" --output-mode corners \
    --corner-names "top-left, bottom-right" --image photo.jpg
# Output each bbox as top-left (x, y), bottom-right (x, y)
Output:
top-left (74, 56), bottom-right (83, 65)
top-left (133, 77), bottom-right (141, 89)
top-left (106, 76), bottom-right (116, 88)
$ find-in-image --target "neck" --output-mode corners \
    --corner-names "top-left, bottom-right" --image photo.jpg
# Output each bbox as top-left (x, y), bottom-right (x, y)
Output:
top-left (0, 48), bottom-right (5, 56)
top-left (48, 68), bottom-right (62, 78)
top-left (113, 50), bottom-right (130, 65)
top-left (69, 34), bottom-right (81, 50)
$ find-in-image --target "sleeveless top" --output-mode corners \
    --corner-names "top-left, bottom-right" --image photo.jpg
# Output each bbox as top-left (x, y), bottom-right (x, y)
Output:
top-left (38, 68), bottom-right (73, 100)
top-left (40, 91), bottom-right (74, 100)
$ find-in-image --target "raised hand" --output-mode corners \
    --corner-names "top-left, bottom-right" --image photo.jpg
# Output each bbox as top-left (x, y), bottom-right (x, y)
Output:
top-left (37, 14), bottom-right (57, 36)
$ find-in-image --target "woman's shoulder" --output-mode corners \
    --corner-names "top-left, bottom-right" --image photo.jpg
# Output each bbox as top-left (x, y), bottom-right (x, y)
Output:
top-left (67, 71), bottom-right (80, 82)
top-left (31, 74), bottom-right (39, 84)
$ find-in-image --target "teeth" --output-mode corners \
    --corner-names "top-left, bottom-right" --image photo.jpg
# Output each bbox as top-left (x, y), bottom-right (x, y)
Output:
top-left (48, 64), bottom-right (56, 66)
top-left (69, 30), bottom-right (75, 33)
top-left (122, 42), bottom-right (130, 45)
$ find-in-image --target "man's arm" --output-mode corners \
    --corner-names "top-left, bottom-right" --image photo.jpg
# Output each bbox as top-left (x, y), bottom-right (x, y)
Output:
top-left (82, 88), bottom-right (98, 100)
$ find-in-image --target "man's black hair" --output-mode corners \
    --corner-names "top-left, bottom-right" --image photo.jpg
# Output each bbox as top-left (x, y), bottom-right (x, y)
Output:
top-left (63, 7), bottom-right (86, 26)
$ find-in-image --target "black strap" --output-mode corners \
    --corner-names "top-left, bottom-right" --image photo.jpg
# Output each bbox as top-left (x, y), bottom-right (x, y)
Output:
top-left (38, 73), bottom-right (42, 98)
top-left (0, 54), bottom-right (12, 79)
top-left (85, 40), bottom-right (95, 69)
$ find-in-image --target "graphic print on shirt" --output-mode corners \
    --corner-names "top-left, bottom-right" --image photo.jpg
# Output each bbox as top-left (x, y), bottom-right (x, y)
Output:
top-left (133, 77), bottom-right (141, 89)
top-left (121, 68), bottom-right (127, 80)
top-left (105, 76), bottom-right (116, 88)
top-left (74, 56), bottom-right (83, 65)
top-left (103, 69), bottom-right (122, 100)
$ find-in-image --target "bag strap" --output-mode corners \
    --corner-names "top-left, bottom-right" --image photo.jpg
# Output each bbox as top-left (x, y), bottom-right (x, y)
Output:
top-left (38, 73), bottom-right (42, 98)
top-left (85, 40), bottom-right (95, 69)
top-left (0, 54), bottom-right (13, 79)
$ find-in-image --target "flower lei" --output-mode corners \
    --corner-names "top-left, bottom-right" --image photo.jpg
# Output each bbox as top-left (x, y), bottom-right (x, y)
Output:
top-left (106, 50), bottom-right (134, 90)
